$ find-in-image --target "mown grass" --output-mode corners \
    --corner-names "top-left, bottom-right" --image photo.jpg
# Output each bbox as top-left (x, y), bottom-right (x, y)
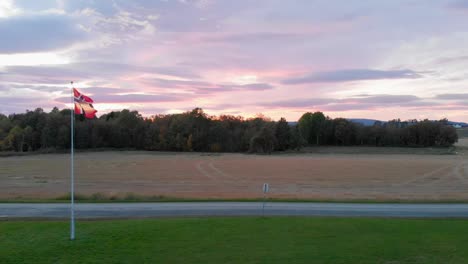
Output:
top-left (2, 217), bottom-right (468, 264)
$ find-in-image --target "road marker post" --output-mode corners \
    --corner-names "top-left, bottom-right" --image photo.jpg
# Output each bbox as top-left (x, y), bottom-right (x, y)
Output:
top-left (262, 183), bottom-right (269, 217)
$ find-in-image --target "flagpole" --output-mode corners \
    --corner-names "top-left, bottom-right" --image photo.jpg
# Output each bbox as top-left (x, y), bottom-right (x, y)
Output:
top-left (70, 81), bottom-right (75, 240)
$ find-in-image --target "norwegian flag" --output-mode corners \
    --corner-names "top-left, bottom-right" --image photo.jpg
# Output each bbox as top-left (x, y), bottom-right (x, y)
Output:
top-left (74, 88), bottom-right (97, 119)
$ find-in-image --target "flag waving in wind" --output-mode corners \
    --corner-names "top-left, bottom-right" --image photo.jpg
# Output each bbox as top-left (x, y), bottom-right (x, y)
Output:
top-left (74, 88), bottom-right (97, 119)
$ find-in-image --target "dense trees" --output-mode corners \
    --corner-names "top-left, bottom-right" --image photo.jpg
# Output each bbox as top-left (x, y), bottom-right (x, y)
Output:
top-left (275, 118), bottom-right (291, 151)
top-left (0, 108), bottom-right (458, 153)
top-left (298, 112), bottom-right (326, 145)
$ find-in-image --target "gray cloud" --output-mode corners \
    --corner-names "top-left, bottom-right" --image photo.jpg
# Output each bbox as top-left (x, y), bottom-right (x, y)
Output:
top-left (0, 97), bottom-right (44, 104)
top-left (0, 96), bottom-right (59, 114)
top-left (320, 103), bottom-right (378, 112)
top-left (0, 14), bottom-right (87, 53)
top-left (435, 93), bottom-right (468, 100)
top-left (282, 69), bottom-right (423, 84)
top-left (1, 65), bottom-right (95, 84)
top-left (72, 62), bottom-right (199, 79)
top-left (61, 0), bottom-right (251, 34)
top-left (195, 83), bottom-right (274, 95)
top-left (0, 83), bottom-right (68, 93)
top-left (203, 103), bottom-right (245, 111)
top-left (97, 94), bottom-right (186, 103)
top-left (435, 55), bottom-right (468, 64)
top-left (2, 63), bottom-right (200, 84)
top-left (140, 77), bottom-right (274, 94)
top-left (420, 103), bottom-right (468, 111)
top-left (140, 78), bottom-right (211, 89)
top-left (447, 0), bottom-right (468, 9)
top-left (204, 32), bottom-right (305, 43)
top-left (257, 94), bottom-right (426, 111)
top-left (54, 93), bottom-right (186, 104)
top-left (260, 98), bottom-right (336, 108)
top-left (13, 0), bottom-right (58, 12)
top-left (347, 94), bottom-right (420, 104)
top-left (213, 83), bottom-right (274, 92)
top-left (78, 87), bottom-right (135, 95)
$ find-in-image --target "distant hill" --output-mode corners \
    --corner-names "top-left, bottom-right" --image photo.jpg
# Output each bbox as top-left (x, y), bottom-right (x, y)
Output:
top-left (448, 121), bottom-right (468, 127)
top-left (289, 119), bottom-right (468, 127)
top-left (348, 119), bottom-right (468, 127)
top-left (288, 119), bottom-right (383, 126)
top-left (347, 118), bottom-right (383, 126)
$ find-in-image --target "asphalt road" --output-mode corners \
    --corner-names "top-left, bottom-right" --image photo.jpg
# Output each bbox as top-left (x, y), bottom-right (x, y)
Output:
top-left (2, 202), bottom-right (468, 219)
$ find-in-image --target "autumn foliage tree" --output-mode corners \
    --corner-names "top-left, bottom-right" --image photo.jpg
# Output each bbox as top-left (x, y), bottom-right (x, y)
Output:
top-left (0, 108), bottom-right (459, 153)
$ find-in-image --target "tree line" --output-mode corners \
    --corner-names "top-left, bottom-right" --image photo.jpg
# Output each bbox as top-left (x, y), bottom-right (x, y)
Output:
top-left (0, 108), bottom-right (458, 153)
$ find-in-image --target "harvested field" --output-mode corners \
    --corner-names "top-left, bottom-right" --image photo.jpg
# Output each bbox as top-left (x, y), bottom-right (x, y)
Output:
top-left (456, 138), bottom-right (468, 148)
top-left (1, 150), bottom-right (467, 201)
top-left (458, 128), bottom-right (468, 138)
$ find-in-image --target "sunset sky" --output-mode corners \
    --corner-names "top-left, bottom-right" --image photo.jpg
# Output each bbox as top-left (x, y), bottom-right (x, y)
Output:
top-left (1, 0), bottom-right (467, 121)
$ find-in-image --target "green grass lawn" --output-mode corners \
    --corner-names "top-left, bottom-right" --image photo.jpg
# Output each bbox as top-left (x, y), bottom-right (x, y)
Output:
top-left (2, 217), bottom-right (468, 264)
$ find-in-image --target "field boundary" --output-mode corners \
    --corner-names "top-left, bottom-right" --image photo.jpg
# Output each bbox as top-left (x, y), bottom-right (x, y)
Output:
top-left (2, 193), bottom-right (468, 204)
top-left (0, 145), bottom-right (460, 158)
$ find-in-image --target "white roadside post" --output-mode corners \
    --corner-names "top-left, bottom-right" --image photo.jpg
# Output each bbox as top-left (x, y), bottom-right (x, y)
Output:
top-left (70, 81), bottom-right (75, 240)
top-left (262, 183), bottom-right (269, 217)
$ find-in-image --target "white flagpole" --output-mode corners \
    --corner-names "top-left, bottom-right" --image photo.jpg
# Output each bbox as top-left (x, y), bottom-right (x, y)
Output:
top-left (70, 81), bottom-right (75, 240)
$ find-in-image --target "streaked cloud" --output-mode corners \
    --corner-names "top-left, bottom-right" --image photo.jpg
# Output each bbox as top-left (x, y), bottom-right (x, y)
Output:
top-left (258, 94), bottom-right (424, 111)
top-left (0, 14), bottom-right (87, 53)
top-left (54, 93), bottom-right (186, 104)
top-left (282, 69), bottom-right (423, 84)
top-left (197, 83), bottom-right (274, 94)
top-left (204, 32), bottom-right (306, 43)
top-left (447, 0), bottom-right (468, 9)
top-left (435, 93), bottom-right (468, 100)
top-left (2, 63), bottom-right (200, 84)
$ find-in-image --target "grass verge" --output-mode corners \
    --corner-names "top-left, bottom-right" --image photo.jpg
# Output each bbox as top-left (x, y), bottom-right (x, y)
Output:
top-left (1, 217), bottom-right (468, 264)
top-left (0, 145), bottom-right (460, 158)
top-left (2, 192), bottom-right (468, 203)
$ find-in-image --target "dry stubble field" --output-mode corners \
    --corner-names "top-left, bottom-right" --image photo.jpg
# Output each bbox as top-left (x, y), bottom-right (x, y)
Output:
top-left (1, 138), bottom-right (467, 201)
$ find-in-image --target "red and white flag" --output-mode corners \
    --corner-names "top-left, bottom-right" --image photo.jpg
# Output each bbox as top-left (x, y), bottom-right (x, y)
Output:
top-left (74, 88), bottom-right (97, 119)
